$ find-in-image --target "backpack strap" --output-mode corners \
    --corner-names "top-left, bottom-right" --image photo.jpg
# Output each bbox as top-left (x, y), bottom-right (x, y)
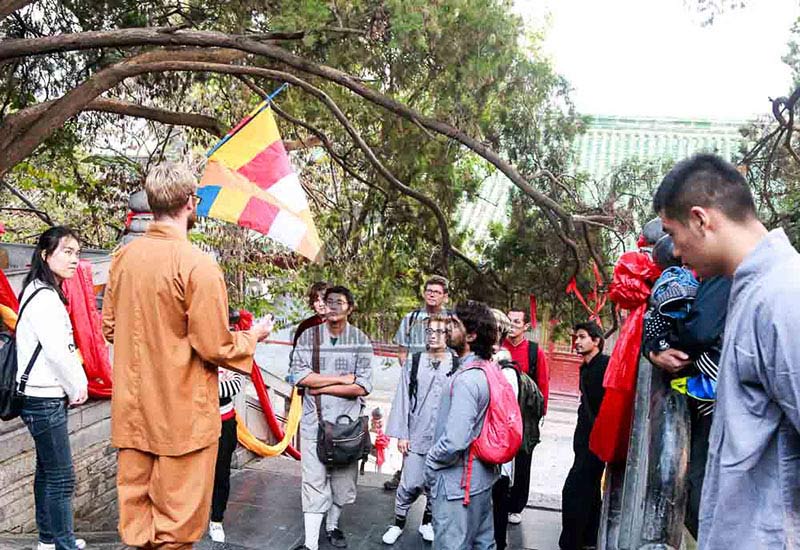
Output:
top-left (409, 352), bottom-right (422, 414)
top-left (527, 341), bottom-right (538, 379)
top-left (16, 287), bottom-right (50, 395)
top-left (311, 325), bottom-right (323, 425)
top-left (405, 309), bottom-right (421, 345)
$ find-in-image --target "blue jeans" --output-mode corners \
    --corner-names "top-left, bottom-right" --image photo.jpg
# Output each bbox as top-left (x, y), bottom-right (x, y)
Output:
top-left (21, 397), bottom-right (79, 550)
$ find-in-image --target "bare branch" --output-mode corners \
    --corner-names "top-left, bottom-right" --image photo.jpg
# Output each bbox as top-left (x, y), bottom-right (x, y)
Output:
top-left (0, 0), bottom-right (34, 21)
top-left (0, 179), bottom-right (53, 225)
top-left (0, 28), bottom-right (573, 226)
top-left (0, 48), bottom-right (245, 176)
top-left (451, 246), bottom-right (509, 295)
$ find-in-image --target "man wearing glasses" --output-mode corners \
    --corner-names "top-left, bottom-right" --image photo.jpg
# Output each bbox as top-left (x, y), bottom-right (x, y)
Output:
top-left (386, 276), bottom-right (450, 491)
top-left (289, 286), bottom-right (374, 550)
top-left (382, 314), bottom-right (455, 545)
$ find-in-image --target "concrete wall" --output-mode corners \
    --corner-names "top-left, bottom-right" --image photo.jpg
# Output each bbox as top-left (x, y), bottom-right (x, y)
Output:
top-left (0, 400), bottom-right (119, 533)
top-left (0, 370), bottom-right (295, 535)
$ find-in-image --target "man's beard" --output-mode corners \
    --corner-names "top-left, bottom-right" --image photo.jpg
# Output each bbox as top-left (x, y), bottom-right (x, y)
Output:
top-left (447, 339), bottom-right (465, 355)
top-left (187, 209), bottom-right (197, 230)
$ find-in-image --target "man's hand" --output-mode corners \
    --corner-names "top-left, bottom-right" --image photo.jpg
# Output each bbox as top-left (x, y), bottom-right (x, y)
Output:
top-left (252, 314), bottom-right (274, 342)
top-left (398, 439), bottom-right (410, 455)
top-left (70, 388), bottom-right (88, 406)
top-left (649, 349), bottom-right (691, 374)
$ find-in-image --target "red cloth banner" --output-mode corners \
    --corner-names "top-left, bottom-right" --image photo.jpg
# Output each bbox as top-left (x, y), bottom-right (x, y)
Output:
top-left (529, 294), bottom-right (538, 329)
top-left (588, 251), bottom-right (660, 463)
top-left (62, 261), bottom-right (113, 398)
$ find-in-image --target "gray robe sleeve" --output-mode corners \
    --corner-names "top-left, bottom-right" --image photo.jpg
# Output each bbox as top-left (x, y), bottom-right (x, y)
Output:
top-left (386, 357), bottom-right (412, 440)
top-left (288, 327), bottom-right (314, 386)
top-left (760, 291), bottom-right (800, 432)
top-left (354, 334), bottom-right (374, 395)
top-left (425, 369), bottom-right (488, 470)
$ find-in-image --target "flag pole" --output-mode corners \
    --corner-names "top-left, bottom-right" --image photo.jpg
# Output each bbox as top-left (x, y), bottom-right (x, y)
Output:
top-left (205, 83), bottom-right (290, 158)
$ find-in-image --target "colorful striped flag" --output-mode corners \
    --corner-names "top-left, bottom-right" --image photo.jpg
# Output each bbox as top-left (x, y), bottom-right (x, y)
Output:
top-left (198, 102), bottom-right (322, 261)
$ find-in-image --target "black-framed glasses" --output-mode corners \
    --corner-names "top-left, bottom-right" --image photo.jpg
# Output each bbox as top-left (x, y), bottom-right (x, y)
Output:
top-left (325, 299), bottom-right (348, 307)
top-left (424, 288), bottom-right (445, 296)
top-left (190, 193), bottom-right (202, 205)
top-left (425, 328), bottom-right (448, 335)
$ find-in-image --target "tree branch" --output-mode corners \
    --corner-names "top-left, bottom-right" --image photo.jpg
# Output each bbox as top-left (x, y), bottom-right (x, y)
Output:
top-left (87, 97), bottom-right (226, 136)
top-left (0, 0), bottom-right (34, 21)
top-left (0, 179), bottom-right (53, 225)
top-left (0, 28), bottom-right (575, 229)
top-left (0, 48), bottom-right (245, 175)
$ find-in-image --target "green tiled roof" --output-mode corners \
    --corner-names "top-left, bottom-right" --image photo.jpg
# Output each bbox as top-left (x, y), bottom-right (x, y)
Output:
top-left (457, 115), bottom-right (747, 254)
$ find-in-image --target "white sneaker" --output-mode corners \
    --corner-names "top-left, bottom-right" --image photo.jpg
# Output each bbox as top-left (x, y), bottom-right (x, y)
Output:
top-left (418, 523), bottom-right (434, 542)
top-left (508, 512), bottom-right (522, 525)
top-left (38, 540), bottom-right (86, 550)
top-left (382, 525), bottom-right (403, 545)
top-left (209, 521), bottom-right (225, 543)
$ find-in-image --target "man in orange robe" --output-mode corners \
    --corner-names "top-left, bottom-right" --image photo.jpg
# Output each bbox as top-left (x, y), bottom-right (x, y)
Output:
top-left (102, 163), bottom-right (272, 549)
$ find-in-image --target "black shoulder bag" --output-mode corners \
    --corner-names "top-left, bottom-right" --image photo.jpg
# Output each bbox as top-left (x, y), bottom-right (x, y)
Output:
top-left (312, 326), bottom-right (372, 466)
top-left (0, 287), bottom-right (49, 421)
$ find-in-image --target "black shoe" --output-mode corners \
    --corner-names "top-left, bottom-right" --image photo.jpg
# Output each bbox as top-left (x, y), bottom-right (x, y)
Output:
top-left (383, 470), bottom-right (401, 491)
top-left (327, 528), bottom-right (348, 548)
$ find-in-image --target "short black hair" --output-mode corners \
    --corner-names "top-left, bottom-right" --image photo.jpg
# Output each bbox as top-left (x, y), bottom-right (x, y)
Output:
top-left (574, 321), bottom-right (604, 352)
top-left (507, 308), bottom-right (530, 324)
top-left (455, 300), bottom-right (497, 360)
top-left (653, 154), bottom-right (755, 223)
top-left (324, 285), bottom-right (354, 307)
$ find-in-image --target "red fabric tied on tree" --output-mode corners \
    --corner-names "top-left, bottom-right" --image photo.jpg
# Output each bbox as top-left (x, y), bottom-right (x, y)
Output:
top-left (0, 269), bottom-right (19, 312)
top-left (529, 294), bottom-right (538, 329)
top-left (373, 429), bottom-right (390, 468)
top-left (589, 251), bottom-right (660, 463)
top-left (63, 260), bottom-right (113, 399)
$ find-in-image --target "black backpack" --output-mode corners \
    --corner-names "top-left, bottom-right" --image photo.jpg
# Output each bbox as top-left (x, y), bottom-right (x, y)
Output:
top-left (500, 352), bottom-right (545, 454)
top-left (0, 287), bottom-right (48, 421)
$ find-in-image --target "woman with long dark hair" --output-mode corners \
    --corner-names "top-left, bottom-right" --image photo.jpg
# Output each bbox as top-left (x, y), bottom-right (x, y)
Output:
top-left (16, 226), bottom-right (88, 550)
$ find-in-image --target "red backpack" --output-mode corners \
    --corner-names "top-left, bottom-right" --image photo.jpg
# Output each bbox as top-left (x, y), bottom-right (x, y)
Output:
top-left (454, 358), bottom-right (522, 505)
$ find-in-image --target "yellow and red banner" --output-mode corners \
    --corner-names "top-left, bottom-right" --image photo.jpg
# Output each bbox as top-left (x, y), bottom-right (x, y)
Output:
top-left (198, 102), bottom-right (322, 262)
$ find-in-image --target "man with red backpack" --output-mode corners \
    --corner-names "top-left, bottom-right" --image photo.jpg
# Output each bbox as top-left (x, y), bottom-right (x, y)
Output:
top-left (425, 300), bottom-right (522, 550)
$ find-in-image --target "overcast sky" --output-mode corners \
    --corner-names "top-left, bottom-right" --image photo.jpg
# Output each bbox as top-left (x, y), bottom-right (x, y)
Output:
top-left (515, 0), bottom-right (800, 120)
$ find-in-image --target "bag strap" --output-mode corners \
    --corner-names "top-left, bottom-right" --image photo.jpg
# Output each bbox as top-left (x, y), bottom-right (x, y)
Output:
top-left (409, 352), bottom-right (422, 413)
top-left (16, 287), bottom-right (50, 394)
top-left (312, 325), bottom-right (323, 424)
top-left (527, 341), bottom-right (538, 379)
top-left (405, 309), bottom-right (421, 344)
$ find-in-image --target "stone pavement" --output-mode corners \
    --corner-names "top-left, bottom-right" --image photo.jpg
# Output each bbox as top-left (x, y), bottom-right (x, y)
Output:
top-left (0, 455), bottom-right (563, 550)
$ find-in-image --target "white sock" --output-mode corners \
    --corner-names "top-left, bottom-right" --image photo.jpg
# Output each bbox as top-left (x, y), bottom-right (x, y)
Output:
top-left (304, 512), bottom-right (324, 550)
top-left (326, 504), bottom-right (342, 532)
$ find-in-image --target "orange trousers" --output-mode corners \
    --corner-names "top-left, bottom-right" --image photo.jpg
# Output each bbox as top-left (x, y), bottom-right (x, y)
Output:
top-left (117, 445), bottom-right (218, 549)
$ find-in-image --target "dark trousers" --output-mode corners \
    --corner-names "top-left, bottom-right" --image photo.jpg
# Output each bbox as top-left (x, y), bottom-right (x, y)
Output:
top-left (492, 475), bottom-right (511, 550)
top-left (509, 448), bottom-right (533, 514)
top-left (686, 408), bottom-right (713, 539)
top-left (559, 445), bottom-right (604, 550)
top-left (21, 397), bottom-right (78, 550)
top-left (210, 416), bottom-right (238, 523)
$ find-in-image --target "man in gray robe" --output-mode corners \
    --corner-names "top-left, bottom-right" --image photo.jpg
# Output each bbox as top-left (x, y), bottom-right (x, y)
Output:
top-left (425, 300), bottom-right (499, 550)
top-left (289, 286), bottom-right (374, 550)
top-left (654, 153), bottom-right (800, 549)
top-left (383, 313), bottom-right (455, 545)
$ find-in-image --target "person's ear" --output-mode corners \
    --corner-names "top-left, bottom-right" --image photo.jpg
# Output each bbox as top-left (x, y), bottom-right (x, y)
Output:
top-left (466, 332), bottom-right (477, 343)
top-left (689, 206), bottom-right (711, 234)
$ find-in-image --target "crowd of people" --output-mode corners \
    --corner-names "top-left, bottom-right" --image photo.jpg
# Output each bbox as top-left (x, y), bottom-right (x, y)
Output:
top-left (7, 152), bottom-right (800, 550)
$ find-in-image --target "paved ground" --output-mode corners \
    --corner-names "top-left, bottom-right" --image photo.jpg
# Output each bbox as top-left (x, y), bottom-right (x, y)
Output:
top-left (0, 457), bottom-right (562, 550)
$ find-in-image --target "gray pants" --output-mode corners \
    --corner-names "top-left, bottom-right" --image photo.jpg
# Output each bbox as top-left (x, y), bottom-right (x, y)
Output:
top-left (395, 452), bottom-right (431, 518)
top-left (301, 437), bottom-right (359, 513)
top-left (431, 488), bottom-right (495, 550)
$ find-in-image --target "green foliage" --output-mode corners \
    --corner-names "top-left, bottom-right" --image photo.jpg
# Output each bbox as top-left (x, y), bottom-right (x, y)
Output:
top-left (0, 0), bottom-right (580, 337)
